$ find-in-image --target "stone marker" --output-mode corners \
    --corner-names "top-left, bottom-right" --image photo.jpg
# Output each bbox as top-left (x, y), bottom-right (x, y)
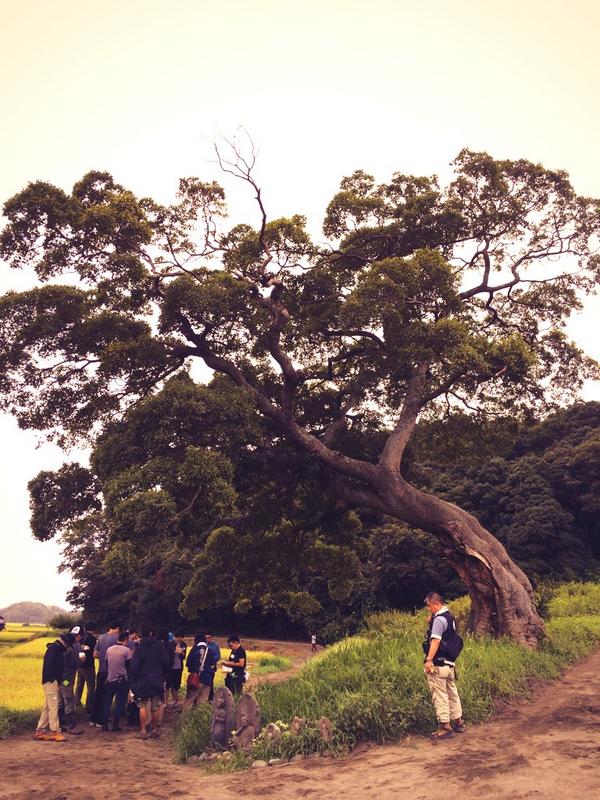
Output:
top-left (211, 686), bottom-right (235, 748)
top-left (232, 693), bottom-right (261, 751)
top-left (265, 722), bottom-right (282, 741)
top-left (318, 716), bottom-right (333, 742)
top-left (290, 716), bottom-right (306, 735)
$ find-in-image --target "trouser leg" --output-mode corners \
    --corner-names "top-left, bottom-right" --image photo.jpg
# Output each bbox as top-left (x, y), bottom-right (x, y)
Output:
top-left (183, 683), bottom-right (201, 708)
top-left (91, 672), bottom-right (107, 724)
top-left (37, 681), bottom-right (59, 732)
top-left (447, 669), bottom-right (463, 720)
top-left (75, 669), bottom-right (85, 705)
top-left (60, 682), bottom-right (77, 729)
top-left (426, 668), bottom-right (450, 723)
top-left (77, 666), bottom-right (95, 712)
top-left (113, 681), bottom-right (129, 727)
top-left (103, 681), bottom-right (118, 726)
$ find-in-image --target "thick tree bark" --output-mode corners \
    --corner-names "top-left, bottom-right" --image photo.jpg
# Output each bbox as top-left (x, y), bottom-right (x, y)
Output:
top-left (337, 469), bottom-right (545, 646)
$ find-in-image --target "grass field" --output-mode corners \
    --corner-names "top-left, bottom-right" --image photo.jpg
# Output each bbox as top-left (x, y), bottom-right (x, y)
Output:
top-left (0, 633), bottom-right (57, 715)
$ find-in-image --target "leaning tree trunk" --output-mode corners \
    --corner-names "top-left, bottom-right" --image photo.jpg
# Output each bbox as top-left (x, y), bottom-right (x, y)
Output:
top-left (371, 473), bottom-right (545, 646)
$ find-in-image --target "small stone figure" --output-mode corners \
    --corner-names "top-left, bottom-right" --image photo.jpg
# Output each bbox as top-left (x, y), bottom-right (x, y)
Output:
top-left (290, 716), bottom-right (306, 735)
top-left (211, 686), bottom-right (235, 748)
top-left (318, 716), bottom-right (333, 742)
top-left (232, 693), bottom-right (261, 751)
top-left (265, 722), bottom-right (282, 741)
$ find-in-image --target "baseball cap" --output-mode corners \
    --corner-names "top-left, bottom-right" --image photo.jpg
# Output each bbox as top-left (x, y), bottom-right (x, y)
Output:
top-left (70, 625), bottom-right (83, 635)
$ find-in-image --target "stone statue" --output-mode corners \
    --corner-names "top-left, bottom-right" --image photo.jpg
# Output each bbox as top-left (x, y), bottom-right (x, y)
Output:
top-left (211, 686), bottom-right (235, 748)
top-left (290, 716), bottom-right (306, 735)
top-left (318, 716), bottom-right (333, 742)
top-left (232, 693), bottom-right (261, 751)
top-left (265, 722), bottom-right (282, 741)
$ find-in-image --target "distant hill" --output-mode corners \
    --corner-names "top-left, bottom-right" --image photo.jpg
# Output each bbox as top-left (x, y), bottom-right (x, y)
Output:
top-left (0, 601), bottom-right (68, 624)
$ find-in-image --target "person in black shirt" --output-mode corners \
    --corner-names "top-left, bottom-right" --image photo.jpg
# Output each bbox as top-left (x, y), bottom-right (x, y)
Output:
top-left (75, 621), bottom-right (97, 714)
top-left (223, 635), bottom-right (246, 696)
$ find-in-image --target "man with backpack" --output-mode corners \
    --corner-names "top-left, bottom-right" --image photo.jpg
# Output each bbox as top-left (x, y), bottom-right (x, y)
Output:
top-left (422, 592), bottom-right (465, 741)
top-left (184, 633), bottom-right (217, 707)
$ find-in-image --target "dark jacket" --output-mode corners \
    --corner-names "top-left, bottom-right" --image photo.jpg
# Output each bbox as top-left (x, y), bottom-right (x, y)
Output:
top-left (62, 644), bottom-right (81, 683)
top-left (42, 640), bottom-right (66, 684)
top-left (186, 642), bottom-right (218, 686)
top-left (128, 636), bottom-right (170, 699)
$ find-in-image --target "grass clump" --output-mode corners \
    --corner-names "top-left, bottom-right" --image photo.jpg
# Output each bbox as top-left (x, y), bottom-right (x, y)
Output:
top-left (0, 708), bottom-right (39, 739)
top-left (174, 703), bottom-right (212, 763)
top-left (546, 582), bottom-right (600, 619)
top-left (252, 653), bottom-right (292, 675)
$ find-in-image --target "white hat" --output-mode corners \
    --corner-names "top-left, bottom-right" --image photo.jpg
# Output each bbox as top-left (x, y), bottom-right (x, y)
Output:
top-left (70, 625), bottom-right (82, 635)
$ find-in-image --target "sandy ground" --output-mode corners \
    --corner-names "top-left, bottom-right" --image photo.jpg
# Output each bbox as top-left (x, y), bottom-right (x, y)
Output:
top-left (1, 641), bottom-right (600, 800)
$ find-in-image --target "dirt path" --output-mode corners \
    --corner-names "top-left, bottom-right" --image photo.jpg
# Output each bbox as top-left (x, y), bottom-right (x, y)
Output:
top-left (2, 646), bottom-right (600, 800)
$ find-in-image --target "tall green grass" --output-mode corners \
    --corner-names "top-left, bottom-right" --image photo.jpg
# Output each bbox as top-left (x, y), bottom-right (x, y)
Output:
top-left (547, 582), bottom-right (600, 619)
top-left (174, 583), bottom-right (600, 763)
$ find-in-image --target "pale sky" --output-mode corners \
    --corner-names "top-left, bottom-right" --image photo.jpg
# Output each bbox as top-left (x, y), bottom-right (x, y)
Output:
top-left (1, 0), bottom-right (599, 609)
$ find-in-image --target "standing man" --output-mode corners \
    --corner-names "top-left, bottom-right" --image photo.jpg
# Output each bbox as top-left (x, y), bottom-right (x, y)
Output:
top-left (205, 631), bottom-right (220, 702)
top-left (184, 633), bottom-right (215, 708)
top-left (166, 630), bottom-right (187, 709)
top-left (90, 622), bottom-right (120, 727)
top-left (102, 631), bottom-right (131, 731)
top-left (223, 635), bottom-right (246, 696)
top-left (422, 592), bottom-right (465, 740)
top-left (129, 625), bottom-right (170, 739)
top-left (34, 636), bottom-right (68, 742)
top-left (310, 633), bottom-right (317, 653)
top-left (75, 621), bottom-right (97, 715)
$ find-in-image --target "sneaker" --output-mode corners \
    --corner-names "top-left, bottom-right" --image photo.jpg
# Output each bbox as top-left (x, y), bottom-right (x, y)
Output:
top-left (89, 721), bottom-right (98, 727)
top-left (33, 730), bottom-right (49, 741)
top-left (135, 732), bottom-right (148, 740)
top-left (47, 732), bottom-right (66, 742)
top-left (68, 726), bottom-right (84, 735)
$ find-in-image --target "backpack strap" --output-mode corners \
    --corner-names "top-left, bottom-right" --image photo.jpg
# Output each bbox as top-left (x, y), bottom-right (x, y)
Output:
top-left (198, 643), bottom-right (209, 674)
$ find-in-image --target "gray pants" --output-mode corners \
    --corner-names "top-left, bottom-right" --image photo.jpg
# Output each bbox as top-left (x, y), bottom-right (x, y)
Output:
top-left (75, 665), bottom-right (95, 712)
top-left (60, 681), bottom-right (77, 728)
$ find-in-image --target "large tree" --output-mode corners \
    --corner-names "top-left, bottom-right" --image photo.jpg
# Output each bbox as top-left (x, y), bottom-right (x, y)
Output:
top-left (2, 146), bottom-right (599, 645)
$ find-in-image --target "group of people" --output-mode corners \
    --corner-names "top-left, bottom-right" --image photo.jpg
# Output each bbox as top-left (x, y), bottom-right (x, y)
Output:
top-left (34, 590), bottom-right (463, 744)
top-left (34, 622), bottom-right (247, 742)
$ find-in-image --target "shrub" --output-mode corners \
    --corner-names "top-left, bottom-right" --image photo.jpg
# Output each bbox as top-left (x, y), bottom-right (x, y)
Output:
top-left (47, 611), bottom-right (82, 630)
top-left (0, 708), bottom-right (38, 739)
top-left (174, 703), bottom-right (212, 763)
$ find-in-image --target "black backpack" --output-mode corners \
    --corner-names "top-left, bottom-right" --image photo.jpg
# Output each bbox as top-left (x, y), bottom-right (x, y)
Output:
top-left (423, 610), bottom-right (464, 663)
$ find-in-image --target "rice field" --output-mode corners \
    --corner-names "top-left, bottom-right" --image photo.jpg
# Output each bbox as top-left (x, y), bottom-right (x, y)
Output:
top-left (0, 658), bottom-right (42, 710)
top-left (1, 637), bottom-right (57, 658)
